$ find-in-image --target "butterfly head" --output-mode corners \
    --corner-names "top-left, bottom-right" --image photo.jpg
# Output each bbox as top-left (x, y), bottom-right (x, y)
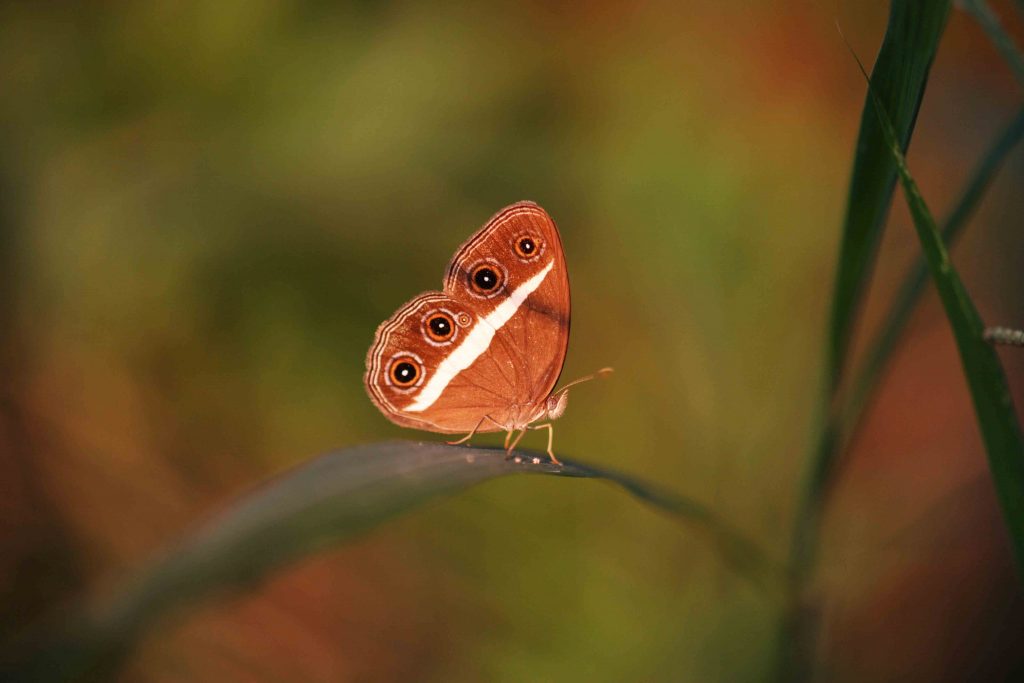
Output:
top-left (545, 390), bottom-right (569, 421)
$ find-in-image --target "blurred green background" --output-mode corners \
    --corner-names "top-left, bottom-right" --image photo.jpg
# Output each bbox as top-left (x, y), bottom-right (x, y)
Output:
top-left (2, 2), bottom-right (1024, 681)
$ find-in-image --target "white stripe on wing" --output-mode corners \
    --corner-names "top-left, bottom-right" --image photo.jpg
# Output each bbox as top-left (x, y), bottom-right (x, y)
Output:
top-left (405, 259), bottom-right (554, 413)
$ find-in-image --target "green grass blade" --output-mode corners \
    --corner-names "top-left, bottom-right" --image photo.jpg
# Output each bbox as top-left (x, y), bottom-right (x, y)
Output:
top-left (793, 0), bottom-right (952, 580)
top-left (860, 56), bottom-right (1024, 578)
top-left (778, 7), bottom-right (955, 679)
top-left (3, 441), bottom-right (778, 682)
top-left (825, 105), bottom-right (1024, 484)
top-left (825, 0), bottom-right (951, 394)
top-left (961, 0), bottom-right (1024, 86)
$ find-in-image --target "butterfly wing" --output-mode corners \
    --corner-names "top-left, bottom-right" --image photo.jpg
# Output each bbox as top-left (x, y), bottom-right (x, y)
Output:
top-left (363, 292), bottom-right (511, 433)
top-left (443, 202), bottom-right (570, 419)
top-left (364, 201), bottom-right (571, 433)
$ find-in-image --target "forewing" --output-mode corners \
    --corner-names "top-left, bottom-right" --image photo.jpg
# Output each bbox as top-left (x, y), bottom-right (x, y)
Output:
top-left (443, 201), bottom-right (571, 411)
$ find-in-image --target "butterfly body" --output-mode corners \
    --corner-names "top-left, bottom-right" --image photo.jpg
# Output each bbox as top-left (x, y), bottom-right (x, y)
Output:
top-left (364, 202), bottom-right (574, 446)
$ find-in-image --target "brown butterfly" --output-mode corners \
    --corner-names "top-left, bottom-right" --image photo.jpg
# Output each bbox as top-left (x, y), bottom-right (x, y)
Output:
top-left (364, 201), bottom-right (608, 464)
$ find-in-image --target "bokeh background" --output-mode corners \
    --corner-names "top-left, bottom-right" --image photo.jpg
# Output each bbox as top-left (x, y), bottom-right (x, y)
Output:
top-left (2, 2), bottom-right (1024, 681)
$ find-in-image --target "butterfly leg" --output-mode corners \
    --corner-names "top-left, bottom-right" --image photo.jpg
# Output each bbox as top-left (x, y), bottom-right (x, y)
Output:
top-left (506, 429), bottom-right (528, 454)
top-left (447, 416), bottom-right (487, 446)
top-left (530, 423), bottom-right (561, 465)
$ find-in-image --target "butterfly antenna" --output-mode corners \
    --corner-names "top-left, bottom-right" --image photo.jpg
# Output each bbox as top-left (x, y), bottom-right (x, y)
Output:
top-left (555, 367), bottom-right (614, 394)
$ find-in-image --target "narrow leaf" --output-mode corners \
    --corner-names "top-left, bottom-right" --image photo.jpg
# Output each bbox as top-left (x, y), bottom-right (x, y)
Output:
top-left (826, 0), bottom-right (950, 393)
top-left (825, 106), bottom-right (1024, 483)
top-left (859, 52), bottom-right (1024, 578)
top-left (792, 0), bottom-right (952, 577)
top-left (3, 441), bottom-right (778, 682)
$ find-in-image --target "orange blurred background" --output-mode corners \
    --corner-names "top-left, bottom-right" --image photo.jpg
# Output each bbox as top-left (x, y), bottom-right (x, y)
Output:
top-left (1, 2), bottom-right (1023, 681)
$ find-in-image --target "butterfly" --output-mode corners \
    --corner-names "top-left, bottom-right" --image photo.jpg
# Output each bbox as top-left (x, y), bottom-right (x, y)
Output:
top-left (364, 201), bottom-right (609, 464)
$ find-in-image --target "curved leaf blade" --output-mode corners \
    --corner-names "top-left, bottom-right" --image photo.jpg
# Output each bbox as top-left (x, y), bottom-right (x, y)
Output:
top-left (818, 105), bottom-right (1024, 496)
top-left (860, 54), bottom-right (1024, 578)
top-left (792, 0), bottom-right (952, 583)
top-left (826, 0), bottom-right (951, 393)
top-left (4, 441), bottom-right (778, 682)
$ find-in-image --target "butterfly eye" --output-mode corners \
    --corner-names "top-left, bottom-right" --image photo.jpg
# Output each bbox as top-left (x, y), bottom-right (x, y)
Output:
top-left (388, 356), bottom-right (421, 387)
top-left (514, 235), bottom-right (541, 259)
top-left (469, 262), bottom-right (504, 296)
top-left (425, 312), bottom-right (455, 342)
